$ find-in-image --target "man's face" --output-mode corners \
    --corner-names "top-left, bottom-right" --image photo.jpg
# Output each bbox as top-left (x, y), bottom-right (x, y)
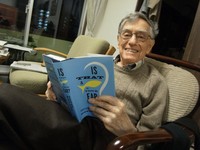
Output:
top-left (117, 18), bottom-right (155, 66)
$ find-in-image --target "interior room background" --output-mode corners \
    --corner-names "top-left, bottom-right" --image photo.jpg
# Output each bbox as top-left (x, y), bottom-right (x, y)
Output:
top-left (0, 0), bottom-right (200, 66)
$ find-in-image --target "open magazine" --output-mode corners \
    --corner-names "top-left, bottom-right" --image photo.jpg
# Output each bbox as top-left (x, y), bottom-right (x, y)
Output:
top-left (43, 54), bottom-right (115, 122)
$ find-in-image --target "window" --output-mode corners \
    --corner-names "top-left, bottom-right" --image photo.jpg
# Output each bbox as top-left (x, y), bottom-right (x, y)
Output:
top-left (0, 1), bottom-right (25, 45)
top-left (0, 0), bottom-right (85, 52)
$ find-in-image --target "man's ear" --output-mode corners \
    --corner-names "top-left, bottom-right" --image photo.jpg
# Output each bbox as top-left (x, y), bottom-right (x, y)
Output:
top-left (146, 39), bottom-right (155, 54)
top-left (117, 35), bottom-right (120, 46)
top-left (117, 34), bottom-right (120, 41)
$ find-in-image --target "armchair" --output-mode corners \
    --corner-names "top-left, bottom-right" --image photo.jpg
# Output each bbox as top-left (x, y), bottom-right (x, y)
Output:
top-left (107, 53), bottom-right (200, 150)
top-left (9, 35), bottom-right (116, 94)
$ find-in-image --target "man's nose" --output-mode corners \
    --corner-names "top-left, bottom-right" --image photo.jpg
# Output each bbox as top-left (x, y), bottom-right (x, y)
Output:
top-left (128, 34), bottom-right (137, 44)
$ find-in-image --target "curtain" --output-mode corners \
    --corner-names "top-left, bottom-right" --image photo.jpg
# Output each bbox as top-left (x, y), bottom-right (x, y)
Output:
top-left (139, 0), bottom-right (162, 22)
top-left (85, 0), bottom-right (108, 37)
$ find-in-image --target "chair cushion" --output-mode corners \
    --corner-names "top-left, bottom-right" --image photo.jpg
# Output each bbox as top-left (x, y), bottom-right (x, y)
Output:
top-left (145, 57), bottom-right (199, 122)
top-left (9, 69), bottom-right (48, 94)
top-left (67, 35), bottom-right (110, 58)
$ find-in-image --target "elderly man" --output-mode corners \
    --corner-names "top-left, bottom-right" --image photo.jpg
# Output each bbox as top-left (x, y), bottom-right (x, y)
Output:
top-left (0, 12), bottom-right (168, 150)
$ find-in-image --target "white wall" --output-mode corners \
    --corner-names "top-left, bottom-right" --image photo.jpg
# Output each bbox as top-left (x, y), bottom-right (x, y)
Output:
top-left (93, 0), bottom-right (138, 57)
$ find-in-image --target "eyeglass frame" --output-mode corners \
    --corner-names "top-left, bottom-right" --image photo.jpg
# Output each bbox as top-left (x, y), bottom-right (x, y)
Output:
top-left (119, 30), bottom-right (153, 42)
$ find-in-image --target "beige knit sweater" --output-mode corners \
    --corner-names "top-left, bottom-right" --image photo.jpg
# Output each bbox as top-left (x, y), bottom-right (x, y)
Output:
top-left (114, 59), bottom-right (169, 132)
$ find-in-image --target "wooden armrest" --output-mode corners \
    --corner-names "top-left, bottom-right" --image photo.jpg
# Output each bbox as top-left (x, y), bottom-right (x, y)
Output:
top-left (107, 127), bottom-right (194, 150)
top-left (146, 53), bottom-right (200, 72)
top-left (107, 129), bottom-right (171, 150)
top-left (34, 47), bottom-right (68, 66)
top-left (34, 47), bottom-right (68, 58)
top-left (105, 45), bottom-right (116, 55)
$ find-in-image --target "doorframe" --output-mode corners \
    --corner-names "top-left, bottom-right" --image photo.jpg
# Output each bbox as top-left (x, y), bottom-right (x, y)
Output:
top-left (183, 1), bottom-right (200, 64)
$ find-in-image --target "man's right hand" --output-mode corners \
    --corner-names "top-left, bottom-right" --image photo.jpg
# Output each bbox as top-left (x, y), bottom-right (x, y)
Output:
top-left (89, 95), bottom-right (137, 136)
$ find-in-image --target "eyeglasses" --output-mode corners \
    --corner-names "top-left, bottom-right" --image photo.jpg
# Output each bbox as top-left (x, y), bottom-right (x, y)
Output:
top-left (119, 30), bottom-right (152, 42)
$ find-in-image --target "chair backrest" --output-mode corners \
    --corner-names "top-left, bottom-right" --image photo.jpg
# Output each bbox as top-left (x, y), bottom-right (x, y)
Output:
top-left (145, 54), bottom-right (199, 122)
top-left (33, 35), bottom-right (116, 66)
top-left (67, 35), bottom-right (116, 58)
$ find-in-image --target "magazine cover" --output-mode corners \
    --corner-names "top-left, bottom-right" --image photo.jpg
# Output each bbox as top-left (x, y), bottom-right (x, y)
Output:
top-left (43, 54), bottom-right (115, 122)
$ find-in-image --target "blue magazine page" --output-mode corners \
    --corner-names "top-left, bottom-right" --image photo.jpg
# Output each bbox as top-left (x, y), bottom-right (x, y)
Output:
top-left (64, 56), bottom-right (115, 122)
top-left (43, 54), bottom-right (76, 117)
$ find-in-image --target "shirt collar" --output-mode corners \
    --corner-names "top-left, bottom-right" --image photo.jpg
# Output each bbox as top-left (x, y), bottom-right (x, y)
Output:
top-left (114, 55), bottom-right (143, 71)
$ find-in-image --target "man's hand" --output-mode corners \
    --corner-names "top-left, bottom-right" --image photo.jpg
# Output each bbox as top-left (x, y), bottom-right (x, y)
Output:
top-left (89, 96), bottom-right (137, 136)
top-left (45, 81), bottom-right (56, 101)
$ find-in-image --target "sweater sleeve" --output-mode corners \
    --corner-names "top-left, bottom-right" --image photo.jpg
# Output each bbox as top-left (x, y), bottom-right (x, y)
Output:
top-left (136, 74), bottom-right (169, 131)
